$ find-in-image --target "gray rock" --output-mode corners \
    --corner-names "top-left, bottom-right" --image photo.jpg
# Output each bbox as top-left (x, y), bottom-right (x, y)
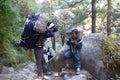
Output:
top-left (17, 62), bottom-right (28, 68)
top-left (2, 66), bottom-right (14, 74)
top-left (11, 65), bottom-right (36, 80)
top-left (43, 75), bottom-right (63, 80)
top-left (0, 64), bottom-right (2, 73)
top-left (24, 62), bottom-right (36, 72)
top-left (63, 74), bottom-right (71, 80)
top-left (0, 62), bottom-right (37, 80)
top-left (0, 74), bottom-right (12, 80)
top-left (80, 70), bottom-right (92, 79)
top-left (48, 33), bottom-right (106, 80)
top-left (68, 74), bottom-right (87, 80)
top-left (11, 73), bottom-right (29, 80)
top-left (60, 70), bottom-right (92, 80)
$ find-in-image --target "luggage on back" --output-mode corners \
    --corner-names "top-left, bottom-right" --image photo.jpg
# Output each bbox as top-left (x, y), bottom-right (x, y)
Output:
top-left (19, 13), bottom-right (57, 49)
top-left (19, 13), bottom-right (40, 49)
top-left (34, 14), bottom-right (49, 33)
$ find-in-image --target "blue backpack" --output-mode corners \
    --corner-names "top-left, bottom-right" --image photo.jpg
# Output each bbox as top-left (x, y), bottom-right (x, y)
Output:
top-left (19, 13), bottom-right (54, 49)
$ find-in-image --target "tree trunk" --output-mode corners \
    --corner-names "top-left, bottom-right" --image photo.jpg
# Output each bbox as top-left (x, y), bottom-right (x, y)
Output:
top-left (48, 0), bottom-right (56, 51)
top-left (58, 0), bottom-right (61, 4)
top-left (91, 0), bottom-right (96, 33)
top-left (52, 35), bottom-right (56, 51)
top-left (61, 34), bottom-right (65, 46)
top-left (61, 24), bottom-right (66, 46)
top-left (50, 0), bottom-right (52, 15)
top-left (48, 0), bottom-right (53, 16)
top-left (107, 0), bottom-right (112, 36)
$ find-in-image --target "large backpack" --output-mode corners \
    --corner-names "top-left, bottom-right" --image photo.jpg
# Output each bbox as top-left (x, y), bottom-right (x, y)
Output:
top-left (34, 14), bottom-right (48, 33)
top-left (19, 13), bottom-right (54, 49)
top-left (19, 13), bottom-right (40, 49)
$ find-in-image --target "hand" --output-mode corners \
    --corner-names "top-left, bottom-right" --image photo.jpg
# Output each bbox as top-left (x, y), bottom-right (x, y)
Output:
top-left (74, 41), bottom-right (78, 45)
top-left (71, 41), bottom-right (74, 43)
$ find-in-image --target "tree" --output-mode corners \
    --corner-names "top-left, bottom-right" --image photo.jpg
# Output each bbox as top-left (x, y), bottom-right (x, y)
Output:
top-left (91, 0), bottom-right (97, 33)
top-left (49, 0), bottom-right (56, 51)
top-left (107, 0), bottom-right (112, 36)
top-left (60, 24), bottom-right (66, 46)
top-left (58, 0), bottom-right (61, 4)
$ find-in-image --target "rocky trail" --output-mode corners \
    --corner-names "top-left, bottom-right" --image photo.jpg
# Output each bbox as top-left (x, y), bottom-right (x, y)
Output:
top-left (0, 62), bottom-right (92, 80)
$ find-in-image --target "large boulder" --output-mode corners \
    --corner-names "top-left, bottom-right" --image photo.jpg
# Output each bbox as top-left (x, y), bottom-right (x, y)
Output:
top-left (48, 33), bottom-right (106, 80)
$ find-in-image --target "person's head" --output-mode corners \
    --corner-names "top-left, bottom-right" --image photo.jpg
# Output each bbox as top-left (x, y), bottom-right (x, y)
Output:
top-left (70, 29), bottom-right (79, 38)
top-left (47, 22), bottom-right (58, 32)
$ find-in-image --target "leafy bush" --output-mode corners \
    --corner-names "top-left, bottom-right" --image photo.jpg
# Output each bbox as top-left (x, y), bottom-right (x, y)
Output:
top-left (0, 0), bottom-right (35, 66)
top-left (100, 36), bottom-right (120, 79)
top-left (100, 36), bottom-right (118, 63)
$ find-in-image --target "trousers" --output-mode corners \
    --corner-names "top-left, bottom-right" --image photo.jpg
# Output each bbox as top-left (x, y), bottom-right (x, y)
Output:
top-left (34, 47), bottom-right (48, 76)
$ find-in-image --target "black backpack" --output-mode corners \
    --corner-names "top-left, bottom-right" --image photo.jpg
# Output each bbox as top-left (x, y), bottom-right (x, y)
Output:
top-left (19, 13), bottom-right (40, 49)
top-left (19, 13), bottom-right (55, 49)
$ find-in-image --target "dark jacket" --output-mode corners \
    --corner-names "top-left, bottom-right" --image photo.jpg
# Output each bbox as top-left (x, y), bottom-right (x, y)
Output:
top-left (35, 30), bottom-right (55, 48)
top-left (66, 36), bottom-right (82, 53)
top-left (35, 34), bottom-right (47, 47)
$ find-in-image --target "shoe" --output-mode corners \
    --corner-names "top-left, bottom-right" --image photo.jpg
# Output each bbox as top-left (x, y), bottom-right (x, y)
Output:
top-left (44, 71), bottom-right (53, 76)
top-left (62, 66), bottom-right (70, 71)
top-left (76, 68), bottom-right (80, 75)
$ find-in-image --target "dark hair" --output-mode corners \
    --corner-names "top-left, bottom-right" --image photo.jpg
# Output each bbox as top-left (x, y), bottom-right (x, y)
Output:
top-left (71, 29), bottom-right (79, 34)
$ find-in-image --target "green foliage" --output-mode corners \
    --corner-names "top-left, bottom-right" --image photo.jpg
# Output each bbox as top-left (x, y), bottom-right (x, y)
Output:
top-left (0, 0), bottom-right (16, 47)
top-left (100, 36), bottom-right (120, 78)
top-left (100, 36), bottom-right (117, 55)
top-left (116, 74), bottom-right (120, 80)
top-left (0, 0), bottom-right (17, 65)
top-left (0, 0), bottom-right (35, 66)
top-left (100, 36), bottom-right (120, 64)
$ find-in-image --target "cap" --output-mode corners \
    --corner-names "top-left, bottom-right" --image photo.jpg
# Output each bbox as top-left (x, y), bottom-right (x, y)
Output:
top-left (47, 22), bottom-right (55, 29)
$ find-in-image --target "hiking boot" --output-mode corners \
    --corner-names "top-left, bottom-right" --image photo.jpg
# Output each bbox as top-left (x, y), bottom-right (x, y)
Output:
top-left (76, 67), bottom-right (80, 75)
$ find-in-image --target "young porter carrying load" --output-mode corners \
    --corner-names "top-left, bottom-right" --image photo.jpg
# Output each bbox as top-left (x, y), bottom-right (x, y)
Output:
top-left (20, 13), bottom-right (58, 49)
top-left (19, 13), bottom-right (58, 79)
